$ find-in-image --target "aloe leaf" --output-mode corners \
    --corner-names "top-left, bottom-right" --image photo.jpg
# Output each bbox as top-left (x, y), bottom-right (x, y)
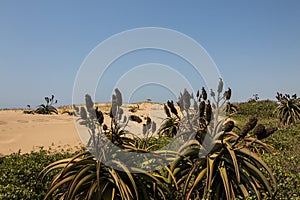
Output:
top-left (43, 176), bottom-right (74, 200)
top-left (218, 165), bottom-right (231, 200)
top-left (225, 144), bottom-right (240, 183)
top-left (186, 168), bottom-right (207, 200)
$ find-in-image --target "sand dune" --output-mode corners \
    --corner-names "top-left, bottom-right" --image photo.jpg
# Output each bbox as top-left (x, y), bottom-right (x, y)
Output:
top-left (0, 102), bottom-right (166, 155)
top-left (0, 110), bottom-right (82, 155)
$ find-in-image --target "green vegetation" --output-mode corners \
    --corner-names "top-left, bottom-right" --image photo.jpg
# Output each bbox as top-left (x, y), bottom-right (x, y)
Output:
top-left (1, 88), bottom-right (299, 199)
top-left (233, 101), bottom-right (300, 199)
top-left (0, 148), bottom-right (76, 200)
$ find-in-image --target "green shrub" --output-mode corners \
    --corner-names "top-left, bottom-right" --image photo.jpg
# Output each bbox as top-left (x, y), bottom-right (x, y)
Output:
top-left (236, 100), bottom-right (277, 120)
top-left (0, 149), bottom-right (75, 200)
top-left (262, 126), bottom-right (300, 199)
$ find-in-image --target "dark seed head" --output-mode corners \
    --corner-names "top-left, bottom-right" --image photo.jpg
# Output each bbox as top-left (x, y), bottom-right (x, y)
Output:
top-left (143, 124), bottom-right (147, 135)
top-left (201, 87), bottom-right (207, 100)
top-left (225, 88), bottom-right (232, 100)
top-left (85, 94), bottom-right (95, 116)
top-left (167, 100), bottom-right (178, 116)
top-left (95, 107), bottom-right (104, 125)
top-left (45, 97), bottom-right (49, 104)
top-left (253, 124), bottom-right (266, 139)
top-left (198, 118), bottom-right (207, 128)
top-left (210, 89), bottom-right (215, 97)
top-left (223, 120), bottom-right (235, 132)
top-left (249, 116), bottom-right (258, 127)
top-left (193, 100), bottom-right (198, 112)
top-left (183, 89), bottom-right (191, 110)
top-left (196, 90), bottom-right (200, 98)
top-left (152, 121), bottom-right (156, 133)
top-left (218, 78), bottom-right (223, 93)
top-left (80, 107), bottom-right (87, 120)
top-left (146, 116), bottom-right (151, 126)
top-left (167, 100), bottom-right (173, 109)
top-left (164, 104), bottom-right (171, 118)
top-left (103, 124), bottom-right (108, 131)
top-left (85, 94), bottom-right (94, 109)
top-left (110, 94), bottom-right (117, 118)
top-left (240, 116), bottom-right (258, 137)
top-left (114, 88), bottom-right (122, 106)
top-left (199, 101), bottom-right (205, 118)
top-left (205, 100), bottom-right (212, 123)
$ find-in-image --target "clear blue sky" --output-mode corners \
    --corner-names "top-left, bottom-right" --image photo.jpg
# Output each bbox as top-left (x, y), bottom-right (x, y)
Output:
top-left (1, 1), bottom-right (299, 108)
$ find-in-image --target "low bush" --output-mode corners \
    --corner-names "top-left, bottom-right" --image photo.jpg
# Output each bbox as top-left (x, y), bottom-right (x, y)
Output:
top-left (0, 148), bottom-right (76, 200)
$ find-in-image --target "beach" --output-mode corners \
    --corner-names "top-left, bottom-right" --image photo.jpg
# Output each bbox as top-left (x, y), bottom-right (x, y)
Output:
top-left (0, 110), bottom-right (82, 155)
top-left (0, 102), bottom-right (166, 155)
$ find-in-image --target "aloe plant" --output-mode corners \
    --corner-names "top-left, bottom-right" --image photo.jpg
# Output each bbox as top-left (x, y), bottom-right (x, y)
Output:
top-left (40, 85), bottom-right (278, 199)
top-left (40, 150), bottom-right (170, 200)
top-left (158, 103), bottom-right (180, 137)
top-left (225, 102), bottom-right (238, 115)
top-left (158, 80), bottom-right (277, 199)
top-left (23, 105), bottom-right (35, 114)
top-left (40, 90), bottom-right (172, 199)
top-left (167, 132), bottom-right (277, 199)
top-left (35, 95), bottom-right (58, 114)
top-left (274, 92), bottom-right (300, 127)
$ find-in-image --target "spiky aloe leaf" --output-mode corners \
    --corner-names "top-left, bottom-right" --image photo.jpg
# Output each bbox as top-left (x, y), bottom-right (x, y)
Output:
top-left (206, 156), bottom-right (216, 194)
top-left (238, 148), bottom-right (277, 193)
top-left (242, 159), bottom-right (273, 196)
top-left (66, 164), bottom-right (95, 199)
top-left (225, 144), bottom-right (240, 183)
top-left (43, 176), bottom-right (74, 199)
top-left (186, 168), bottom-right (207, 200)
top-left (218, 164), bottom-right (231, 200)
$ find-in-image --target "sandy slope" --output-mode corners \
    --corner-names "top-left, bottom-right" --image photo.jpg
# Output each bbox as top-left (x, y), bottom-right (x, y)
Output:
top-left (0, 110), bottom-right (82, 155)
top-left (0, 102), bottom-right (166, 155)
